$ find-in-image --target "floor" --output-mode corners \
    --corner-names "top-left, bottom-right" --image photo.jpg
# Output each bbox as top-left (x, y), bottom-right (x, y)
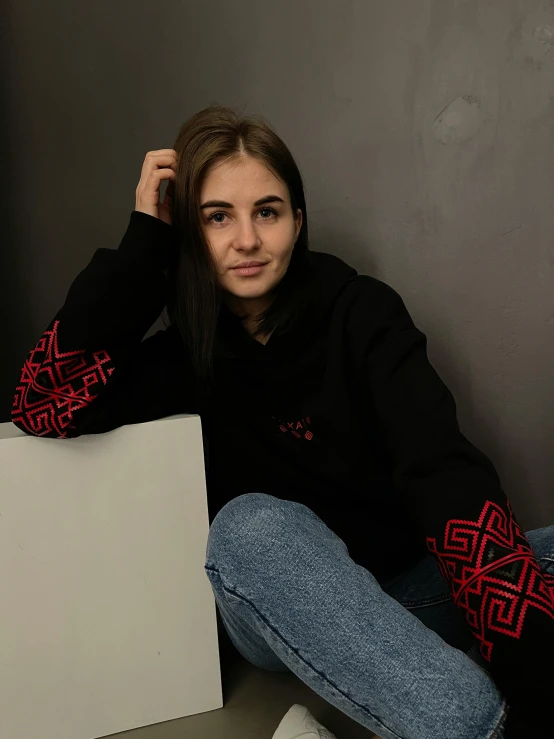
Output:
top-left (106, 618), bottom-right (379, 739)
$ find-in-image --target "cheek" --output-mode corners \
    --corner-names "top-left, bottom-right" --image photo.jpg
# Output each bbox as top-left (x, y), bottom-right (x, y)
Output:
top-left (273, 220), bottom-right (297, 253)
top-left (282, 223), bottom-right (298, 259)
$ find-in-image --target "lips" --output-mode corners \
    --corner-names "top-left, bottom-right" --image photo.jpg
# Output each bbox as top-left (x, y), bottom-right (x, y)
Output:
top-left (231, 263), bottom-right (267, 277)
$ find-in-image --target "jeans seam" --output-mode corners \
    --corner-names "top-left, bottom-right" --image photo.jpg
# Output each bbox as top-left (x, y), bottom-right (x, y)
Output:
top-left (204, 565), bottom-right (402, 739)
top-left (487, 701), bottom-right (509, 739)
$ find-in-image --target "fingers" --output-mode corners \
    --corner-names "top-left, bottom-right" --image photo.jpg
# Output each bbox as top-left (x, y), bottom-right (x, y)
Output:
top-left (135, 150), bottom-right (178, 220)
top-left (141, 149), bottom-right (178, 178)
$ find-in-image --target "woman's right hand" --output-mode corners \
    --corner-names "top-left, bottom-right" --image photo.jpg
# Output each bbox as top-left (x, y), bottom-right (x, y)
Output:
top-left (135, 149), bottom-right (178, 226)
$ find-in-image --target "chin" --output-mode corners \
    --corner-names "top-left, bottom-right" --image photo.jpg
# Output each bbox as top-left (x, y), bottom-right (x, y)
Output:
top-left (227, 277), bottom-right (277, 298)
top-left (232, 287), bottom-right (272, 300)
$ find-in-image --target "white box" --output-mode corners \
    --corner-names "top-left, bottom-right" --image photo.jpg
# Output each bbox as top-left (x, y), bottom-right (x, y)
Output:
top-left (0, 414), bottom-right (223, 739)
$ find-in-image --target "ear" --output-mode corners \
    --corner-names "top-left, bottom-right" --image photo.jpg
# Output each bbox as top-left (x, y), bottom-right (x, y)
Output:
top-left (294, 208), bottom-right (303, 241)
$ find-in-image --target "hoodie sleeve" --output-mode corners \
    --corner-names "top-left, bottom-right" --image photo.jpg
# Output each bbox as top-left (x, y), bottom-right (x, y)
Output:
top-left (11, 211), bottom-right (196, 438)
top-left (352, 276), bottom-right (554, 738)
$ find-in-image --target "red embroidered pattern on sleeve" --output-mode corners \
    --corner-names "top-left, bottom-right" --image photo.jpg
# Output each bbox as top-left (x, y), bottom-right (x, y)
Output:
top-left (427, 499), bottom-right (554, 662)
top-left (11, 320), bottom-right (115, 438)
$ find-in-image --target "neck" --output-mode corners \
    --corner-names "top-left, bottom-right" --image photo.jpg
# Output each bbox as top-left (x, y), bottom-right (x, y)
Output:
top-left (224, 292), bottom-right (273, 330)
top-left (243, 314), bottom-right (272, 343)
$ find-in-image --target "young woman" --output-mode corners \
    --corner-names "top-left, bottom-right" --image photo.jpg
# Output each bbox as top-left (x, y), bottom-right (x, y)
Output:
top-left (12, 106), bottom-right (554, 739)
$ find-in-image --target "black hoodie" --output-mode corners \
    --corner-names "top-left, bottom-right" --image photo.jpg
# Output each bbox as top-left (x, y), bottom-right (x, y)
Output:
top-left (11, 210), bottom-right (554, 737)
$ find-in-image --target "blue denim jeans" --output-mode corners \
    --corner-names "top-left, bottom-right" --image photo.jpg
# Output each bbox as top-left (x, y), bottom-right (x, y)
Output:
top-left (204, 492), bottom-right (554, 739)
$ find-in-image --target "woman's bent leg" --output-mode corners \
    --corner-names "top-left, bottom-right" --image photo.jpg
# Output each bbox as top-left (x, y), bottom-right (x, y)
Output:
top-left (205, 493), bottom-right (507, 739)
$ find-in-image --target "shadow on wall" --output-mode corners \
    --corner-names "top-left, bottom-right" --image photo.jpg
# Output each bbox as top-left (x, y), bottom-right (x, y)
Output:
top-left (1, 2), bottom-right (34, 423)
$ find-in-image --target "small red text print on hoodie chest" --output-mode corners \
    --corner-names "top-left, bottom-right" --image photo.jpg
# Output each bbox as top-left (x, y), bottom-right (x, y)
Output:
top-left (272, 415), bottom-right (314, 441)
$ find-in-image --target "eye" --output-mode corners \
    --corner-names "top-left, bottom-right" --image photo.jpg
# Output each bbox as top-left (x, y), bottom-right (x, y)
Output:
top-left (208, 211), bottom-right (228, 224)
top-left (207, 207), bottom-right (278, 224)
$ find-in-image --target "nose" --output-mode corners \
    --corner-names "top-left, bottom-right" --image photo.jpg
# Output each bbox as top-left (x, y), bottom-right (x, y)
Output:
top-left (234, 216), bottom-right (261, 251)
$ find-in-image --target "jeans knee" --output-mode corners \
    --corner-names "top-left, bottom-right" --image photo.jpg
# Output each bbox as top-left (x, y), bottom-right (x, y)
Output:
top-left (205, 492), bottom-right (306, 569)
top-left (206, 492), bottom-right (275, 564)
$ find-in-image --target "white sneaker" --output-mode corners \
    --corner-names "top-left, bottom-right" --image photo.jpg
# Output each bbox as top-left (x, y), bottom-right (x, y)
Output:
top-left (271, 703), bottom-right (338, 739)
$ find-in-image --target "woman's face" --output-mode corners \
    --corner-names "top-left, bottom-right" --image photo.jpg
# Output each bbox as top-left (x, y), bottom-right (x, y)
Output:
top-left (199, 154), bottom-right (302, 319)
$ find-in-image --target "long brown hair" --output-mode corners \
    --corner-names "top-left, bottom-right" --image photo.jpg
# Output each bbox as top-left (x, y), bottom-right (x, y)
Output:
top-left (165, 105), bottom-right (311, 393)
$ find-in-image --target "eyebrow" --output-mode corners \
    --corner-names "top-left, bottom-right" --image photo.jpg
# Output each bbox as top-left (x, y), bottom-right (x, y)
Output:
top-left (200, 194), bottom-right (285, 210)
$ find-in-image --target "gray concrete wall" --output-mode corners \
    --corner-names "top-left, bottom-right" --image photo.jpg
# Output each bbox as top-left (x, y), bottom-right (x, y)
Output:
top-left (3, 0), bottom-right (554, 528)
